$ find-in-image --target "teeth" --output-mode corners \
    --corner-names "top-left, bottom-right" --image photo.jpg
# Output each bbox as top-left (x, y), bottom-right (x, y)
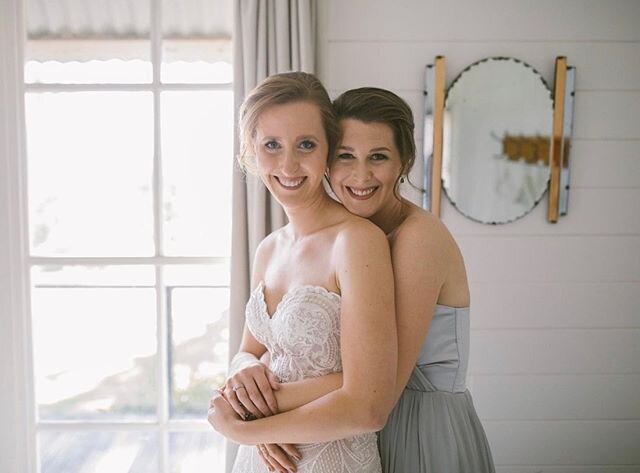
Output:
top-left (278, 177), bottom-right (305, 188)
top-left (349, 187), bottom-right (376, 197)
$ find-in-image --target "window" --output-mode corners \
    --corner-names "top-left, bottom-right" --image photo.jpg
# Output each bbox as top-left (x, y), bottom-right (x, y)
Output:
top-left (16, 1), bottom-right (233, 472)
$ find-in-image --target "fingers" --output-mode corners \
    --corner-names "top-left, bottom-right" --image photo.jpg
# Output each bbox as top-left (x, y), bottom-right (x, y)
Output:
top-left (257, 444), bottom-right (278, 473)
top-left (267, 369), bottom-right (281, 391)
top-left (222, 386), bottom-right (249, 418)
top-left (208, 389), bottom-right (223, 409)
top-left (254, 374), bottom-right (279, 414)
top-left (233, 383), bottom-right (264, 419)
top-left (278, 443), bottom-right (301, 462)
top-left (226, 364), bottom-right (277, 417)
top-left (262, 443), bottom-right (298, 472)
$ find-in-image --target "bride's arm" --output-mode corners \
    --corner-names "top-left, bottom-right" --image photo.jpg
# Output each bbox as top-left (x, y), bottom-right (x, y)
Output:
top-left (209, 221), bottom-right (397, 445)
top-left (226, 351), bottom-right (342, 414)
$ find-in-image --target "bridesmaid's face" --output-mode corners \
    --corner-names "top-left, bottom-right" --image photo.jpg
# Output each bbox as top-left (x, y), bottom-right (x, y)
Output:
top-left (329, 119), bottom-right (403, 218)
top-left (254, 101), bottom-right (329, 208)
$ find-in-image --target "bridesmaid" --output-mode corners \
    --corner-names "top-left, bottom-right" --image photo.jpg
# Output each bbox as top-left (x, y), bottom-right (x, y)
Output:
top-left (329, 87), bottom-right (495, 473)
top-left (227, 86), bottom-right (495, 473)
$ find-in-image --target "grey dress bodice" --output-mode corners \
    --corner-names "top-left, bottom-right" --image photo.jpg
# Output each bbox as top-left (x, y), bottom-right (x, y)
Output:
top-left (378, 304), bottom-right (495, 473)
top-left (411, 304), bottom-right (470, 393)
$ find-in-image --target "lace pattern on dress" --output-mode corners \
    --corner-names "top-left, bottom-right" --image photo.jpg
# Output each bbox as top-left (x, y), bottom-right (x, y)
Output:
top-left (232, 283), bottom-right (381, 473)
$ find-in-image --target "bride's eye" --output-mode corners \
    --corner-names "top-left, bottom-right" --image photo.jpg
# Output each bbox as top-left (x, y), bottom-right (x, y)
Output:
top-left (265, 140), bottom-right (280, 151)
top-left (337, 153), bottom-right (354, 160)
top-left (370, 153), bottom-right (389, 161)
top-left (299, 139), bottom-right (316, 151)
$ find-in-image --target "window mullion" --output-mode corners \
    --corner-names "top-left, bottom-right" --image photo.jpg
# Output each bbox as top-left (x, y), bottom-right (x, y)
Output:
top-left (150, 1), bottom-right (170, 472)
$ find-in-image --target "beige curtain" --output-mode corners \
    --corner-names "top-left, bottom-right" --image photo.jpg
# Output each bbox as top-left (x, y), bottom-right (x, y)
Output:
top-left (226, 1), bottom-right (316, 469)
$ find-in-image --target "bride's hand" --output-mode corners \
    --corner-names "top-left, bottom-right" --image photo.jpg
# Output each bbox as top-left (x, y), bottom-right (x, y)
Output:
top-left (207, 390), bottom-right (243, 439)
top-left (223, 362), bottom-right (280, 419)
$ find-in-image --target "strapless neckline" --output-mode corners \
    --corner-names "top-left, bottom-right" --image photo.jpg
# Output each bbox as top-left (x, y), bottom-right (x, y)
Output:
top-left (254, 281), bottom-right (341, 319)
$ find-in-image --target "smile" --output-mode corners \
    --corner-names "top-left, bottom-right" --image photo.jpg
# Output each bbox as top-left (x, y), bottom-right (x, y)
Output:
top-left (346, 186), bottom-right (378, 200)
top-left (275, 176), bottom-right (307, 190)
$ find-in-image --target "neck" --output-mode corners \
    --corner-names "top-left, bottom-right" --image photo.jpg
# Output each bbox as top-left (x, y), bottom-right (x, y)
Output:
top-left (370, 196), bottom-right (407, 235)
top-left (282, 190), bottom-right (341, 238)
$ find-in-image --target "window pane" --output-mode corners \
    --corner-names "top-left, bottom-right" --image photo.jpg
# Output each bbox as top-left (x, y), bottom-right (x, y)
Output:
top-left (26, 92), bottom-right (154, 257)
top-left (161, 91), bottom-right (233, 256)
top-left (32, 265), bottom-right (156, 287)
top-left (32, 266), bottom-right (157, 420)
top-left (164, 263), bottom-right (230, 288)
top-left (169, 432), bottom-right (225, 473)
top-left (170, 287), bottom-right (229, 419)
top-left (25, 0), bottom-right (151, 84)
top-left (161, 0), bottom-right (232, 84)
top-left (39, 431), bottom-right (158, 473)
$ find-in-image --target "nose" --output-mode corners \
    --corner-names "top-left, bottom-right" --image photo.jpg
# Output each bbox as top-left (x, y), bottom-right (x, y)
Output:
top-left (352, 160), bottom-right (372, 182)
top-left (281, 149), bottom-right (300, 176)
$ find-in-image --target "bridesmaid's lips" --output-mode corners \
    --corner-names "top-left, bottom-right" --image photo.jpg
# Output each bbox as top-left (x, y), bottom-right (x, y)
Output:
top-left (346, 186), bottom-right (379, 200)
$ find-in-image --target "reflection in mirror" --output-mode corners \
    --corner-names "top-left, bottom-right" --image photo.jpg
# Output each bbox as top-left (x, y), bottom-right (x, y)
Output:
top-left (442, 57), bottom-right (553, 224)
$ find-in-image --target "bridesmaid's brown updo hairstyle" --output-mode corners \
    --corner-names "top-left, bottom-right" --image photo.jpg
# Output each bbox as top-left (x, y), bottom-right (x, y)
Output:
top-left (332, 87), bottom-right (416, 180)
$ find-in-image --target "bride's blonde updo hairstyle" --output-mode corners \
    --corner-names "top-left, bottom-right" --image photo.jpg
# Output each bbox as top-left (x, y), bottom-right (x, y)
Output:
top-left (238, 72), bottom-right (339, 173)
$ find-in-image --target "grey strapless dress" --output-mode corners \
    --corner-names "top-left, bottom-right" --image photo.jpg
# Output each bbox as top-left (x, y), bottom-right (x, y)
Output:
top-left (378, 304), bottom-right (495, 473)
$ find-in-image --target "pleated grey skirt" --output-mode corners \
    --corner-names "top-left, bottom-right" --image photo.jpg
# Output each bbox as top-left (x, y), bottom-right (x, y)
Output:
top-left (378, 387), bottom-right (495, 473)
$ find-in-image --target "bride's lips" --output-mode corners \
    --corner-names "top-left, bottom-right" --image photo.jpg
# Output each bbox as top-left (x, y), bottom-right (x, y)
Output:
top-left (275, 176), bottom-right (307, 190)
top-left (346, 186), bottom-right (378, 200)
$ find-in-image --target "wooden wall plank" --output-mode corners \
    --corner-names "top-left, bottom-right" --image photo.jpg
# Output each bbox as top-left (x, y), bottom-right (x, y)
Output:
top-left (469, 329), bottom-right (640, 374)
top-left (327, 0), bottom-right (640, 42)
top-left (471, 374), bottom-right (640, 420)
top-left (484, 420), bottom-right (640, 464)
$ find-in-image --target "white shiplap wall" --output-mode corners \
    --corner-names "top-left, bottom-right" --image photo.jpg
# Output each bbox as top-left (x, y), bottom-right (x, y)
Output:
top-left (317, 1), bottom-right (640, 471)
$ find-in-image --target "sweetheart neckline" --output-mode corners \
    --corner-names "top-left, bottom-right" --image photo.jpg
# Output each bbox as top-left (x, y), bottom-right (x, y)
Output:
top-left (253, 281), bottom-right (341, 319)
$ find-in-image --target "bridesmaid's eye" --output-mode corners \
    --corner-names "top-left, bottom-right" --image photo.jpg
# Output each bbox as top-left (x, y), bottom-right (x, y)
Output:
top-left (338, 153), bottom-right (354, 160)
top-left (370, 153), bottom-right (388, 161)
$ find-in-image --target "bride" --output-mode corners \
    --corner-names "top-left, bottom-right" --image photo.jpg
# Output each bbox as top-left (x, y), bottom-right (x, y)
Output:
top-left (207, 72), bottom-right (397, 473)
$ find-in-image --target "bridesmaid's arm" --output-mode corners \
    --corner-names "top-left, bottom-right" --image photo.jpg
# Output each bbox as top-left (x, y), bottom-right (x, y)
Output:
top-left (209, 221), bottom-right (397, 444)
top-left (260, 214), bottom-right (452, 412)
top-left (386, 215), bottom-right (448, 404)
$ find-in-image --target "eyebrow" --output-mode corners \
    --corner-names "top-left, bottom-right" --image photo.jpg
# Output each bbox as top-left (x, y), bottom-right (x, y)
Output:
top-left (338, 145), bottom-right (392, 152)
top-left (260, 135), bottom-right (319, 141)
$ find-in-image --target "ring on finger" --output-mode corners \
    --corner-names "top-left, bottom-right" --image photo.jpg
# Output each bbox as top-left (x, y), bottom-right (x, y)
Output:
top-left (244, 412), bottom-right (258, 421)
top-left (232, 385), bottom-right (246, 392)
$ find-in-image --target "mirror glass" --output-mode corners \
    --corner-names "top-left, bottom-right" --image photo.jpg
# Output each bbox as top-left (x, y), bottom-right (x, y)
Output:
top-left (442, 57), bottom-right (553, 224)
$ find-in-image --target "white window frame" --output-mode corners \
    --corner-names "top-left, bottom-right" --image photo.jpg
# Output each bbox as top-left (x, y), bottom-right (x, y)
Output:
top-left (0, 1), bottom-right (233, 472)
top-left (1, 1), bottom-right (34, 472)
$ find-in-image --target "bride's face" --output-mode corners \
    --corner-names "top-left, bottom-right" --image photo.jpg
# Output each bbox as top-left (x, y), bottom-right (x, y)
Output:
top-left (254, 101), bottom-right (329, 208)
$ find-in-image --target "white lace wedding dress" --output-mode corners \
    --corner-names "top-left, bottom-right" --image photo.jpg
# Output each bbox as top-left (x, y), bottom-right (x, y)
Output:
top-left (231, 282), bottom-right (382, 473)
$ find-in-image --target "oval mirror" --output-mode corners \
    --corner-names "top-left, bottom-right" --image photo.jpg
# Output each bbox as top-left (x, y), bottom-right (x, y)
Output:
top-left (442, 57), bottom-right (553, 224)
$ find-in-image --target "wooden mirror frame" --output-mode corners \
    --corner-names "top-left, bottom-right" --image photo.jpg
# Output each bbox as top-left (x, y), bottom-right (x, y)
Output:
top-left (424, 56), bottom-right (576, 223)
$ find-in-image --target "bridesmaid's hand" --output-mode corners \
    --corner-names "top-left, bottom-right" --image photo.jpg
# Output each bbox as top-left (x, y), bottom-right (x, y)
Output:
top-left (257, 443), bottom-right (301, 473)
top-left (223, 362), bottom-right (280, 419)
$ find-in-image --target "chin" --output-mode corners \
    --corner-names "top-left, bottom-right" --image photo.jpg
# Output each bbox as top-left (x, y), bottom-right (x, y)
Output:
top-left (342, 201), bottom-right (378, 219)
